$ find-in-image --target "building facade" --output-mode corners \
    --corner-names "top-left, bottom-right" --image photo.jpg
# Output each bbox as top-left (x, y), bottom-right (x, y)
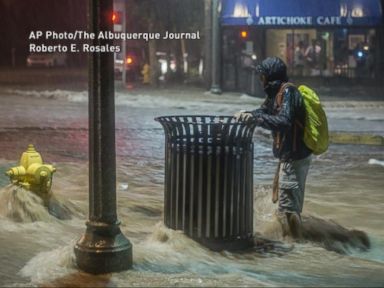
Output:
top-left (218, 0), bottom-right (383, 94)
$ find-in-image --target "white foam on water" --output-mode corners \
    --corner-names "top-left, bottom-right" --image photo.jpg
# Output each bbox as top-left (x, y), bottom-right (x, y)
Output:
top-left (115, 93), bottom-right (257, 113)
top-left (0, 185), bottom-right (84, 240)
top-left (20, 242), bottom-right (77, 285)
top-left (253, 186), bottom-right (284, 241)
top-left (368, 159), bottom-right (384, 167)
top-left (7, 89), bottom-right (88, 103)
top-left (133, 222), bottom-right (231, 275)
top-left (0, 185), bottom-right (56, 223)
top-left (349, 236), bottom-right (384, 264)
top-left (18, 222), bottom-right (272, 287)
top-left (132, 221), bottom-right (288, 285)
top-left (134, 223), bottom-right (261, 275)
top-left (5, 89), bottom-right (261, 114)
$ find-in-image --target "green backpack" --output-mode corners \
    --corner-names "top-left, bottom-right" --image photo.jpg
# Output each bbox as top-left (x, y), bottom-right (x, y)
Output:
top-left (298, 85), bottom-right (329, 155)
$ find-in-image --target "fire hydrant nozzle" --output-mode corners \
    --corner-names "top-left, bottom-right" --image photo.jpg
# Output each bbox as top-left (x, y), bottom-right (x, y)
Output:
top-left (6, 144), bottom-right (56, 199)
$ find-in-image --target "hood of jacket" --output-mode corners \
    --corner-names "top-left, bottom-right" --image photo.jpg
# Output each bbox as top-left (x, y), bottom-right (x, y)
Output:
top-left (256, 57), bottom-right (288, 87)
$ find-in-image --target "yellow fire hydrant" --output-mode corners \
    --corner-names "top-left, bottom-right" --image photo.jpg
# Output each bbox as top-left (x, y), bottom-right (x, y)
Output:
top-left (5, 144), bottom-right (56, 201)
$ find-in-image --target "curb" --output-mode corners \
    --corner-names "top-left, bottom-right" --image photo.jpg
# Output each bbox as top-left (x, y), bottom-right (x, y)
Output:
top-left (329, 132), bottom-right (384, 146)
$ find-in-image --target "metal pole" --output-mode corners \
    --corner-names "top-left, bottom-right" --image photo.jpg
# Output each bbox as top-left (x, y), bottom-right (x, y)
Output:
top-left (204, 0), bottom-right (212, 90)
top-left (121, 0), bottom-right (127, 85)
top-left (210, 0), bottom-right (222, 94)
top-left (74, 0), bottom-right (132, 274)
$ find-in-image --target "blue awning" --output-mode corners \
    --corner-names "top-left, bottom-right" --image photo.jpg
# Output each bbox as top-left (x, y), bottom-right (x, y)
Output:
top-left (221, 0), bottom-right (383, 27)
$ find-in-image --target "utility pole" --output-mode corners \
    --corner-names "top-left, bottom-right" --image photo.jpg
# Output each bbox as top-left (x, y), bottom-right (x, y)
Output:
top-left (74, 0), bottom-right (132, 274)
top-left (210, 0), bottom-right (222, 94)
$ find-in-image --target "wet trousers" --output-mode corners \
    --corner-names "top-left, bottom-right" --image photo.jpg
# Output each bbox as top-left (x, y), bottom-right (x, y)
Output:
top-left (278, 155), bottom-right (312, 215)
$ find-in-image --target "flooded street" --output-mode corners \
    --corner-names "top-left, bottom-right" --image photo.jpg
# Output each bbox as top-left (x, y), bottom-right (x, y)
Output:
top-left (0, 88), bottom-right (383, 287)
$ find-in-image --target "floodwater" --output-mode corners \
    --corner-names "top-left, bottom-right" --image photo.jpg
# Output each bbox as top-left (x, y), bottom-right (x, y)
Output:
top-left (0, 88), bottom-right (383, 287)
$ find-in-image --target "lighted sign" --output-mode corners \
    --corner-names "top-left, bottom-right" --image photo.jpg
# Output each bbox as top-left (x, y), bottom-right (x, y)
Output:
top-left (254, 16), bottom-right (343, 25)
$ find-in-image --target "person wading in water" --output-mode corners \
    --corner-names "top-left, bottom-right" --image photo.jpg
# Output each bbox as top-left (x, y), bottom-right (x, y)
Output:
top-left (235, 57), bottom-right (312, 238)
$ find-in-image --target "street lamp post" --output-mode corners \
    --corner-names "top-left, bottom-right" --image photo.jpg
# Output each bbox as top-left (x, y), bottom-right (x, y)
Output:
top-left (74, 0), bottom-right (132, 274)
top-left (210, 0), bottom-right (222, 94)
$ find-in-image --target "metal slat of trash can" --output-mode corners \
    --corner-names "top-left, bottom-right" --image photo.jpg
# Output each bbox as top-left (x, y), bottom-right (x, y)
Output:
top-left (155, 115), bottom-right (257, 251)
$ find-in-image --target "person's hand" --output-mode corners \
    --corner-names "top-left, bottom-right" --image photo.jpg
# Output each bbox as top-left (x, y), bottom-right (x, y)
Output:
top-left (234, 110), bottom-right (254, 123)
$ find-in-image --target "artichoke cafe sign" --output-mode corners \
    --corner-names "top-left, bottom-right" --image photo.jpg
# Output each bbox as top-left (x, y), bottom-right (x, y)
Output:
top-left (254, 16), bottom-right (343, 26)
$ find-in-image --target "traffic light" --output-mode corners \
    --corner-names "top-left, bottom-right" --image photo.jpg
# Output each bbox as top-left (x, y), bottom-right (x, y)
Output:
top-left (112, 11), bottom-right (122, 24)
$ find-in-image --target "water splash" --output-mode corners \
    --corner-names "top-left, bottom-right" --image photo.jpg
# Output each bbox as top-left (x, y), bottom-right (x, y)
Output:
top-left (254, 185), bottom-right (285, 241)
top-left (0, 185), bottom-right (55, 222)
top-left (20, 242), bottom-right (77, 285)
top-left (254, 185), bottom-right (371, 255)
top-left (300, 215), bottom-right (370, 254)
top-left (0, 185), bottom-right (83, 222)
top-left (368, 159), bottom-right (384, 167)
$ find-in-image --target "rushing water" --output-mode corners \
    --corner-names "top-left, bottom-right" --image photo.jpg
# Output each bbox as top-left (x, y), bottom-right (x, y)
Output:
top-left (0, 89), bottom-right (383, 287)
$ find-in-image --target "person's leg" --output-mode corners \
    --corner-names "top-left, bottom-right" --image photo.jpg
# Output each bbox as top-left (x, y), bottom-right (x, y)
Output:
top-left (287, 212), bottom-right (302, 238)
top-left (278, 155), bottom-right (311, 238)
top-left (292, 155), bottom-right (311, 213)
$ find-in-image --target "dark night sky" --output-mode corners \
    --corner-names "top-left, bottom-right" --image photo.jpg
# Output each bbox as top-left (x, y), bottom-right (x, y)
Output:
top-left (0, 0), bottom-right (87, 66)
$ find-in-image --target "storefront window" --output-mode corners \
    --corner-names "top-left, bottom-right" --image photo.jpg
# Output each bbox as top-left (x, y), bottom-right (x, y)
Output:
top-left (265, 28), bottom-right (376, 78)
top-left (333, 28), bottom-right (375, 78)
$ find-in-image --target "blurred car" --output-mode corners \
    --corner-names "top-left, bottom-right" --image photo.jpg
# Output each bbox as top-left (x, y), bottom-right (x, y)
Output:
top-left (26, 53), bottom-right (67, 67)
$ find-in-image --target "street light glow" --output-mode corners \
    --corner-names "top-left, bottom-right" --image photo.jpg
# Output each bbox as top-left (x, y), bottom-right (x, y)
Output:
top-left (240, 30), bottom-right (248, 39)
top-left (126, 57), bottom-right (133, 64)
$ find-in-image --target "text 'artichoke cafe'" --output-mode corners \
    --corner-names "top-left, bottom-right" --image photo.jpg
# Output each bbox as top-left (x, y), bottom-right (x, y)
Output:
top-left (255, 16), bottom-right (342, 26)
top-left (216, 0), bottom-right (383, 96)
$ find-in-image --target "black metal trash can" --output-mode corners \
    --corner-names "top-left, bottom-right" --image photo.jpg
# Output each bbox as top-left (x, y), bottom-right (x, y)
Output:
top-left (155, 115), bottom-right (257, 251)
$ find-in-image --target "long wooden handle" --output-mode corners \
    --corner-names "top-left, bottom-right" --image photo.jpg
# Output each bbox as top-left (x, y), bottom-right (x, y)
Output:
top-left (272, 161), bottom-right (281, 203)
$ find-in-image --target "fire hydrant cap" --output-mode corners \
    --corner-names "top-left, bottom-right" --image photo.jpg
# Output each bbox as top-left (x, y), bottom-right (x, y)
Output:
top-left (27, 144), bottom-right (36, 152)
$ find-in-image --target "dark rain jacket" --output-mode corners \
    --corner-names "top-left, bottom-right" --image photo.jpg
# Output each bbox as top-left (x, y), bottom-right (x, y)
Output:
top-left (252, 59), bottom-right (312, 161)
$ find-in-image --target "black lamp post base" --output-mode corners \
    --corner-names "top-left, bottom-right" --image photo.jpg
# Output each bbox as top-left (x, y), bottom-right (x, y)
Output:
top-left (210, 86), bottom-right (222, 94)
top-left (74, 221), bottom-right (132, 274)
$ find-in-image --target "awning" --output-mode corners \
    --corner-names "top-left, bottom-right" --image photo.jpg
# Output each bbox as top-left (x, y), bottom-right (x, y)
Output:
top-left (221, 0), bottom-right (383, 27)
